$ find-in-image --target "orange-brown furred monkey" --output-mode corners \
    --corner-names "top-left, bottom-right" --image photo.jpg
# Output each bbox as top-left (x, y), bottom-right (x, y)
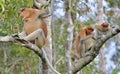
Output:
top-left (18, 8), bottom-right (48, 48)
top-left (74, 26), bottom-right (94, 59)
top-left (96, 22), bottom-right (110, 32)
top-left (95, 22), bottom-right (110, 38)
top-left (17, 8), bottom-right (60, 74)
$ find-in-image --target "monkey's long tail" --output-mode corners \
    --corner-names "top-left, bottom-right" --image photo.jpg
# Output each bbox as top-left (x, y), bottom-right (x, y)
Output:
top-left (41, 48), bottom-right (61, 74)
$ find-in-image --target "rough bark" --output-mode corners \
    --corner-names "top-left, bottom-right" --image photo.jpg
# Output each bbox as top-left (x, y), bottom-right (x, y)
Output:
top-left (50, 0), bottom-right (57, 66)
top-left (97, 0), bottom-right (106, 74)
top-left (65, 0), bottom-right (74, 74)
top-left (3, 43), bottom-right (7, 74)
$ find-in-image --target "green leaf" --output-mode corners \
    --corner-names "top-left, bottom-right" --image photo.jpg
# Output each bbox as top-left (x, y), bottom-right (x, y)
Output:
top-left (0, 0), bottom-right (5, 13)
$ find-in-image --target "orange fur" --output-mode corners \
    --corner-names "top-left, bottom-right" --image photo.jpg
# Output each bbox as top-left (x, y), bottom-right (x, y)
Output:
top-left (20, 8), bottom-right (48, 37)
top-left (20, 8), bottom-right (48, 47)
top-left (96, 22), bottom-right (110, 32)
top-left (74, 26), bottom-right (94, 59)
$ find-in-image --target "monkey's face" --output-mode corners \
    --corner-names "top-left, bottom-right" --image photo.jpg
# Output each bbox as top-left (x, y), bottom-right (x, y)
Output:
top-left (99, 22), bottom-right (110, 32)
top-left (20, 8), bottom-right (46, 20)
top-left (20, 8), bottom-right (33, 20)
top-left (101, 22), bottom-right (109, 27)
top-left (86, 27), bottom-right (94, 35)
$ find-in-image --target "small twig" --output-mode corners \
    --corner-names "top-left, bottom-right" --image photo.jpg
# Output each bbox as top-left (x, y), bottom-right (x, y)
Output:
top-left (54, 57), bottom-right (63, 67)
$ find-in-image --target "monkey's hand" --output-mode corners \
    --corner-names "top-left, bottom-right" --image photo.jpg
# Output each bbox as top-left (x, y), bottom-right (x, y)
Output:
top-left (14, 38), bottom-right (28, 44)
top-left (11, 34), bottom-right (20, 38)
top-left (12, 34), bottom-right (28, 44)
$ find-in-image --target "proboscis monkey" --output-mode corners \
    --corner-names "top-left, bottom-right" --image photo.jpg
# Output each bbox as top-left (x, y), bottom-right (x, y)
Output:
top-left (96, 22), bottom-right (110, 32)
top-left (12, 8), bottom-right (60, 74)
top-left (18, 8), bottom-right (48, 48)
top-left (74, 26), bottom-right (94, 59)
top-left (96, 22), bottom-right (110, 38)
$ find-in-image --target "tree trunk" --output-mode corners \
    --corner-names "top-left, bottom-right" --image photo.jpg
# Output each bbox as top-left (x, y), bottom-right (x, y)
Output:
top-left (39, 58), bottom-right (43, 74)
top-left (98, 0), bottom-right (106, 74)
top-left (2, 43), bottom-right (7, 74)
top-left (51, 0), bottom-right (57, 66)
top-left (33, 0), bottom-right (53, 74)
top-left (65, 0), bottom-right (74, 74)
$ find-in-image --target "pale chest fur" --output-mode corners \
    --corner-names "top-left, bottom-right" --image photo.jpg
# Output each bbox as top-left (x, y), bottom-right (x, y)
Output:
top-left (23, 20), bottom-right (42, 35)
top-left (85, 38), bottom-right (93, 49)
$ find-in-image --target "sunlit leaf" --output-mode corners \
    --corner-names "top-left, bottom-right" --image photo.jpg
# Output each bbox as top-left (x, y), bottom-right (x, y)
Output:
top-left (0, 0), bottom-right (5, 13)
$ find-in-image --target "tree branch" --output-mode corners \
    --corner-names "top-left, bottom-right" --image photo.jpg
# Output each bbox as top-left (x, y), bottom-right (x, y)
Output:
top-left (0, 35), bottom-right (14, 42)
top-left (72, 25), bottom-right (120, 74)
top-left (0, 35), bottom-right (60, 74)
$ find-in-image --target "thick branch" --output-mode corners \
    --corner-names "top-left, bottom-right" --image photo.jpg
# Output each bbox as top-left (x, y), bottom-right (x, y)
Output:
top-left (72, 25), bottom-right (120, 74)
top-left (0, 35), bottom-right (60, 74)
top-left (0, 36), bottom-right (14, 42)
top-left (0, 35), bottom-right (43, 57)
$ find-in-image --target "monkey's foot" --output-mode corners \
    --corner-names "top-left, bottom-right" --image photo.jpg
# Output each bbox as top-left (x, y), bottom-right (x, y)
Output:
top-left (11, 34), bottom-right (28, 44)
top-left (14, 38), bottom-right (28, 44)
top-left (11, 34), bottom-right (19, 38)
